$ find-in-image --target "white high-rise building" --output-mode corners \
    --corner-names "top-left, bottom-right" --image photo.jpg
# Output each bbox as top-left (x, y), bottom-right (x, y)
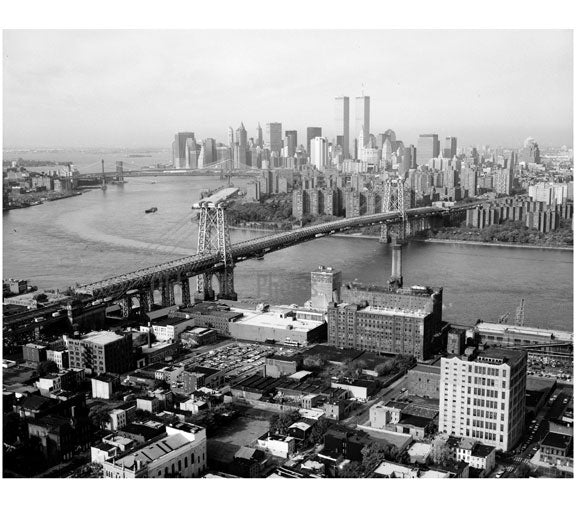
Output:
top-left (310, 137), bottom-right (329, 170)
top-left (439, 347), bottom-right (527, 452)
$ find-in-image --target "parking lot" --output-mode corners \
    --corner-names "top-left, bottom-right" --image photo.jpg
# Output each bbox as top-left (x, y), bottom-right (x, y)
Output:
top-left (181, 342), bottom-right (297, 379)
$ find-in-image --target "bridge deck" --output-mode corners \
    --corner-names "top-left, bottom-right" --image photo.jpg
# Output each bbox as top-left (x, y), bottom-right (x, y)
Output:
top-left (76, 204), bottom-right (473, 299)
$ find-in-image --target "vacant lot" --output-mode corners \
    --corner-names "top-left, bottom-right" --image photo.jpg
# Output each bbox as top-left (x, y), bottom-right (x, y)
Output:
top-left (208, 411), bottom-right (271, 465)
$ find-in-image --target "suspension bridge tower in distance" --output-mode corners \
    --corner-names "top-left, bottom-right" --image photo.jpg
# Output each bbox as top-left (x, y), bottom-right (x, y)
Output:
top-left (192, 188), bottom-right (239, 302)
top-left (380, 177), bottom-right (411, 243)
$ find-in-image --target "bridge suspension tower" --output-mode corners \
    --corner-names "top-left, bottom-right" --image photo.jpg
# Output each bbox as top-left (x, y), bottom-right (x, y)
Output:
top-left (380, 177), bottom-right (410, 243)
top-left (195, 203), bottom-right (237, 302)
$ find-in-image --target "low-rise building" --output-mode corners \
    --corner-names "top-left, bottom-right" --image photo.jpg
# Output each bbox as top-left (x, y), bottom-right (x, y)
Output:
top-left (228, 307), bottom-right (326, 347)
top-left (330, 378), bottom-right (377, 402)
top-left (102, 423), bottom-right (207, 478)
top-left (406, 363), bottom-right (441, 398)
top-left (256, 432), bottom-right (296, 458)
top-left (179, 327), bottom-right (219, 348)
top-left (91, 374), bottom-right (119, 400)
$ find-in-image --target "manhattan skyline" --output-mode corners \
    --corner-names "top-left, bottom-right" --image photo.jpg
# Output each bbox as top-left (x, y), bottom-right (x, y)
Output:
top-left (3, 30), bottom-right (573, 150)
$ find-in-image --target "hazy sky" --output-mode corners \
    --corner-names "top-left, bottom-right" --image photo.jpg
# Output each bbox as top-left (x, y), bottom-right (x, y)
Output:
top-left (2, 30), bottom-right (573, 149)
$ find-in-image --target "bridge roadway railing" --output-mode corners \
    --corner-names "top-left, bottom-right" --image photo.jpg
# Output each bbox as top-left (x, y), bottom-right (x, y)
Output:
top-left (75, 204), bottom-right (474, 299)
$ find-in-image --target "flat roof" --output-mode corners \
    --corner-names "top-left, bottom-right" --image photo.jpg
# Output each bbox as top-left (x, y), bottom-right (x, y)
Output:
top-left (476, 322), bottom-right (572, 341)
top-left (81, 331), bottom-right (125, 346)
top-left (153, 317), bottom-right (190, 327)
top-left (477, 347), bottom-right (526, 367)
top-left (358, 305), bottom-right (429, 318)
top-left (229, 309), bottom-right (324, 332)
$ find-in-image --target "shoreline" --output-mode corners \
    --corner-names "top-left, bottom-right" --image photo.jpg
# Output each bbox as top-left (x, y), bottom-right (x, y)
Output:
top-left (228, 225), bottom-right (573, 251)
top-left (412, 237), bottom-right (573, 251)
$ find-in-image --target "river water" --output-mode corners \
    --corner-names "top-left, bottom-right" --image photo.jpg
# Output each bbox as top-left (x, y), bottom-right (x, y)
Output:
top-left (2, 173), bottom-right (573, 332)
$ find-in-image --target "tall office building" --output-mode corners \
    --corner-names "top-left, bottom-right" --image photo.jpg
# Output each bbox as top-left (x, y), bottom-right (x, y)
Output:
top-left (443, 137), bottom-right (458, 159)
top-left (355, 95), bottom-right (370, 149)
top-left (439, 348), bottom-right (527, 452)
top-left (310, 137), bottom-right (329, 170)
top-left (173, 132), bottom-right (196, 169)
top-left (256, 123), bottom-right (263, 148)
top-left (202, 138), bottom-right (216, 166)
top-left (417, 134), bottom-right (440, 166)
top-left (285, 130), bottom-right (297, 148)
top-left (284, 130), bottom-right (298, 158)
top-left (227, 127), bottom-right (234, 148)
top-left (310, 266), bottom-right (342, 311)
top-left (307, 127), bottom-right (322, 157)
top-left (265, 122), bottom-right (283, 154)
top-left (335, 96), bottom-right (350, 159)
top-left (236, 122), bottom-right (248, 148)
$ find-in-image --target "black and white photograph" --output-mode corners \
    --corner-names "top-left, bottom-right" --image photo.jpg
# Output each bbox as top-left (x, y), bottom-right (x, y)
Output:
top-left (1, 1), bottom-right (574, 499)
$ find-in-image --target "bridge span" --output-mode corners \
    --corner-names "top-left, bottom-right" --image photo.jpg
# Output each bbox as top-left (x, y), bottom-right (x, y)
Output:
top-left (74, 203), bottom-right (472, 308)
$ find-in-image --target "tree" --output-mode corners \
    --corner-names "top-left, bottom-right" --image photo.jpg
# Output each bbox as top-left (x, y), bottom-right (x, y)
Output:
top-left (306, 419), bottom-right (330, 447)
top-left (430, 435), bottom-right (453, 467)
top-left (33, 293), bottom-right (48, 303)
top-left (269, 410), bottom-right (301, 435)
top-left (36, 360), bottom-right (59, 377)
top-left (339, 461), bottom-right (365, 478)
top-left (303, 354), bottom-right (326, 370)
top-left (375, 360), bottom-right (394, 377)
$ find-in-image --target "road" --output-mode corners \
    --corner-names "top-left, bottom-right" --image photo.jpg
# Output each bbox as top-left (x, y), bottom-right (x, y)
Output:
top-left (341, 375), bottom-right (408, 427)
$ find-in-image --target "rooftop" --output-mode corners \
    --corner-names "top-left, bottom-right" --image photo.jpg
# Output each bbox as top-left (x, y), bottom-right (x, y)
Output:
top-left (229, 308), bottom-right (324, 332)
top-left (112, 433), bottom-right (189, 469)
top-left (476, 347), bottom-right (526, 367)
top-left (476, 322), bottom-right (573, 342)
top-left (81, 330), bottom-right (125, 346)
top-left (471, 443), bottom-right (495, 458)
top-left (541, 432), bottom-right (573, 450)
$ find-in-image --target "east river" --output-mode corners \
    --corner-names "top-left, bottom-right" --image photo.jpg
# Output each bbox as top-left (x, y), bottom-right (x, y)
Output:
top-left (2, 173), bottom-right (573, 332)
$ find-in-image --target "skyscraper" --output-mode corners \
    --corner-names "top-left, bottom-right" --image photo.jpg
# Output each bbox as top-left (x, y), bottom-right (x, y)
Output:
top-left (256, 123), bottom-right (263, 148)
top-left (173, 132), bottom-right (196, 169)
top-left (335, 96), bottom-right (350, 159)
top-left (284, 131), bottom-right (297, 158)
top-left (306, 127), bottom-right (322, 156)
top-left (310, 137), bottom-right (329, 170)
top-left (265, 122), bottom-right (283, 154)
top-left (284, 130), bottom-right (298, 148)
top-left (355, 95), bottom-right (370, 148)
top-left (417, 134), bottom-right (439, 166)
top-left (443, 137), bottom-right (458, 158)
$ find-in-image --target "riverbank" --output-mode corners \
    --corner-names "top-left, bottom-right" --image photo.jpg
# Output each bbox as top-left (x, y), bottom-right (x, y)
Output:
top-left (412, 237), bottom-right (573, 251)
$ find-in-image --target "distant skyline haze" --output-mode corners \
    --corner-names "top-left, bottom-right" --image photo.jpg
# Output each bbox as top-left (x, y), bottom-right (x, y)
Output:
top-left (2, 29), bottom-right (573, 150)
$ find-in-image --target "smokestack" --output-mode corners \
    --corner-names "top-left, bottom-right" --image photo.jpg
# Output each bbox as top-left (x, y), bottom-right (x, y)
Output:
top-left (147, 323), bottom-right (152, 348)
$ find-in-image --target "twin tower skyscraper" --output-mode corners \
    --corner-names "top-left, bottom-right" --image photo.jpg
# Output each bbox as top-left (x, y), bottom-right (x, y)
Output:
top-left (335, 94), bottom-right (370, 160)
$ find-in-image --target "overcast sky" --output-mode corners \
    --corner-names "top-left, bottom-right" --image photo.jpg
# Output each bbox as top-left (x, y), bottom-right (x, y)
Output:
top-left (2, 30), bottom-right (573, 149)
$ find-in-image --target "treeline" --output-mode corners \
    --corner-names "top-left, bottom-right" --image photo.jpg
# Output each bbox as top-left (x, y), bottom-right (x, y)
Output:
top-left (433, 220), bottom-right (573, 246)
top-left (226, 195), bottom-right (294, 226)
